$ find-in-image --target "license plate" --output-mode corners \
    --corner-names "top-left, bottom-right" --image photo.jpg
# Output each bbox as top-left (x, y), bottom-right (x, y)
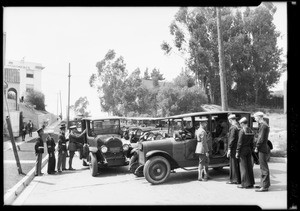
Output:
top-left (110, 147), bottom-right (120, 153)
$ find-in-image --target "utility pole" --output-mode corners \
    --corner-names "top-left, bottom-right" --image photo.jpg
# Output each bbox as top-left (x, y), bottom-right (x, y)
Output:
top-left (60, 90), bottom-right (62, 119)
top-left (216, 7), bottom-right (228, 111)
top-left (67, 63), bottom-right (71, 128)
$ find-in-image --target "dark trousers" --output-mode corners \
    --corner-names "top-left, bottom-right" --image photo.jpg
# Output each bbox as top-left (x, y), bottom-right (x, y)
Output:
top-left (47, 152), bottom-right (56, 173)
top-left (22, 132), bottom-right (26, 141)
top-left (239, 149), bottom-right (255, 187)
top-left (57, 152), bottom-right (67, 170)
top-left (258, 152), bottom-right (271, 188)
top-left (29, 129), bottom-right (32, 137)
top-left (229, 156), bottom-right (241, 183)
top-left (68, 151), bottom-right (75, 168)
top-left (35, 153), bottom-right (43, 175)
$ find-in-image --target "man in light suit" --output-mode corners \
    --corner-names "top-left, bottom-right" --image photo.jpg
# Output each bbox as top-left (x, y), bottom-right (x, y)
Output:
top-left (195, 117), bottom-right (209, 181)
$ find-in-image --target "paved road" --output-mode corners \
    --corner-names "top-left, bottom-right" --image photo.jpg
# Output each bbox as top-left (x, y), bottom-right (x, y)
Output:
top-left (12, 155), bottom-right (287, 209)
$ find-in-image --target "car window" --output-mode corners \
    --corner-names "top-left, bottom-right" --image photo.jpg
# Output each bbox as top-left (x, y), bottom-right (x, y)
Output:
top-left (92, 119), bottom-right (120, 135)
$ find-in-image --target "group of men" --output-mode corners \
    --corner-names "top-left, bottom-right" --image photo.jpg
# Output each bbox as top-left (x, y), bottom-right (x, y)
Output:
top-left (194, 111), bottom-right (271, 192)
top-left (34, 123), bottom-right (86, 176)
top-left (21, 120), bottom-right (34, 141)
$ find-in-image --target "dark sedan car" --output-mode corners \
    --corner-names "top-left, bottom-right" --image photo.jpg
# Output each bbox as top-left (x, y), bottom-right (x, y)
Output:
top-left (137, 111), bottom-right (255, 184)
top-left (78, 116), bottom-right (130, 176)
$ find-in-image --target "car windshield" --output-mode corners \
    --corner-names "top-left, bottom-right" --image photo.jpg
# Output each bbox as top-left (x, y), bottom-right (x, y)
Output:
top-left (92, 119), bottom-right (120, 135)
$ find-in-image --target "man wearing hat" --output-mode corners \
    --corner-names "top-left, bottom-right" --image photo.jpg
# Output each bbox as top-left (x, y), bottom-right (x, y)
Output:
top-left (34, 127), bottom-right (45, 176)
top-left (46, 131), bottom-right (57, 174)
top-left (195, 117), bottom-right (210, 181)
top-left (253, 111), bottom-right (270, 192)
top-left (57, 124), bottom-right (68, 172)
top-left (226, 114), bottom-right (241, 184)
top-left (67, 125), bottom-right (86, 170)
top-left (236, 117), bottom-right (255, 189)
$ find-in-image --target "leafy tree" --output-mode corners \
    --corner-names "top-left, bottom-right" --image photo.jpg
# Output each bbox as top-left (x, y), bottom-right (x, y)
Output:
top-left (143, 68), bottom-right (151, 80)
top-left (89, 49), bottom-right (128, 115)
top-left (72, 96), bottom-right (90, 117)
top-left (25, 89), bottom-right (46, 111)
top-left (162, 6), bottom-right (283, 107)
top-left (173, 68), bottom-right (195, 88)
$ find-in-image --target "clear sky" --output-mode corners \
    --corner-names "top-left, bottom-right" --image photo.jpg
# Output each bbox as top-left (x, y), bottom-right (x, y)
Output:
top-left (3, 3), bottom-right (287, 117)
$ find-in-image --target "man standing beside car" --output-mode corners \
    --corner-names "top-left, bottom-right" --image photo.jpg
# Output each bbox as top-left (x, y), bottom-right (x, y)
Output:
top-left (253, 111), bottom-right (271, 192)
top-left (57, 124), bottom-right (67, 172)
top-left (68, 125), bottom-right (86, 170)
top-left (236, 117), bottom-right (255, 189)
top-left (195, 117), bottom-right (210, 181)
top-left (227, 114), bottom-right (241, 185)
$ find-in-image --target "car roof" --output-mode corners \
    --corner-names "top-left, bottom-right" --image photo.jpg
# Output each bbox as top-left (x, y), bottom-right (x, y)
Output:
top-left (82, 116), bottom-right (125, 121)
top-left (125, 117), bottom-right (166, 121)
top-left (166, 111), bottom-right (251, 119)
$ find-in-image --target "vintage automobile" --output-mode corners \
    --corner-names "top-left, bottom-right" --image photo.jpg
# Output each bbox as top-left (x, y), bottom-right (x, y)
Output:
top-left (137, 111), bottom-right (256, 184)
top-left (76, 116), bottom-right (130, 176)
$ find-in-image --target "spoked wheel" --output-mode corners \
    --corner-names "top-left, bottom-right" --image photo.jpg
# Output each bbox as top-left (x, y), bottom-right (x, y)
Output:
top-left (144, 156), bottom-right (171, 185)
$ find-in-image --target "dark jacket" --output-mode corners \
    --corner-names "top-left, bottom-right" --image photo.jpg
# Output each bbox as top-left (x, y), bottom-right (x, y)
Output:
top-left (256, 121), bottom-right (270, 154)
top-left (58, 133), bottom-right (67, 153)
top-left (228, 123), bottom-right (240, 154)
top-left (237, 126), bottom-right (254, 156)
top-left (68, 130), bottom-right (85, 151)
top-left (35, 137), bottom-right (44, 154)
top-left (46, 136), bottom-right (56, 154)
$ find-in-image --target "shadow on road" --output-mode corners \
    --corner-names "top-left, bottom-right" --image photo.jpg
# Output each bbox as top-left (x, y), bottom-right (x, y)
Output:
top-left (160, 167), bottom-right (230, 185)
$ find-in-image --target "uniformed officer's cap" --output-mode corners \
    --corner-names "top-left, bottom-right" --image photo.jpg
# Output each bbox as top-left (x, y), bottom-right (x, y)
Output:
top-left (239, 117), bottom-right (248, 124)
top-left (228, 114), bottom-right (236, 120)
top-left (253, 111), bottom-right (264, 117)
top-left (69, 125), bottom-right (77, 130)
top-left (199, 117), bottom-right (208, 122)
top-left (37, 127), bottom-right (44, 134)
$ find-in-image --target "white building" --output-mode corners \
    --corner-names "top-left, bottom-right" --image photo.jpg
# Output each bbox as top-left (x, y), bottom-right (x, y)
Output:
top-left (4, 59), bottom-right (45, 99)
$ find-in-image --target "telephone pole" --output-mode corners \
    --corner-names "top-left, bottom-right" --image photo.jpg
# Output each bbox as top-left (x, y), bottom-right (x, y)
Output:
top-left (60, 90), bottom-right (62, 119)
top-left (66, 63), bottom-right (71, 128)
top-left (216, 7), bottom-right (228, 111)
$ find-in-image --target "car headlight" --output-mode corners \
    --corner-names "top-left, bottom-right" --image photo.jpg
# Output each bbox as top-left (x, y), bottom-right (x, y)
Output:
top-left (122, 144), bottom-right (129, 151)
top-left (101, 145), bottom-right (108, 153)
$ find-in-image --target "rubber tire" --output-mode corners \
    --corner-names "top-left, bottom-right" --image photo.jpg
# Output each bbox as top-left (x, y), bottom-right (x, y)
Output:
top-left (89, 152), bottom-right (98, 177)
top-left (129, 153), bottom-right (139, 173)
top-left (144, 156), bottom-right (171, 185)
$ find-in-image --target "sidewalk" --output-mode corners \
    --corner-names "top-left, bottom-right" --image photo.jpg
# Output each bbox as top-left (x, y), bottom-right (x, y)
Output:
top-left (3, 120), bottom-right (61, 151)
top-left (3, 120), bottom-right (62, 204)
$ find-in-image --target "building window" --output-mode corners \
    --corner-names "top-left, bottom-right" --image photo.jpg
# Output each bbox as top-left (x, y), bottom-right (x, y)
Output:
top-left (26, 84), bottom-right (34, 92)
top-left (26, 73), bottom-right (34, 78)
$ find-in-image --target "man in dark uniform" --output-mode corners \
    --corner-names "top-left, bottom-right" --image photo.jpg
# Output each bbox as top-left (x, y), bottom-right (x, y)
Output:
top-left (236, 117), bottom-right (255, 189)
top-left (254, 111), bottom-right (271, 192)
top-left (67, 125), bottom-right (86, 170)
top-left (57, 124), bottom-right (67, 172)
top-left (226, 114), bottom-right (241, 184)
top-left (46, 131), bottom-right (57, 174)
top-left (27, 120), bottom-right (33, 137)
top-left (34, 127), bottom-right (45, 176)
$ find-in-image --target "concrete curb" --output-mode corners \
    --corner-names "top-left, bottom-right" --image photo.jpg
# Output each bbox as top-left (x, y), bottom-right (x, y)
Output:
top-left (4, 155), bottom-right (49, 205)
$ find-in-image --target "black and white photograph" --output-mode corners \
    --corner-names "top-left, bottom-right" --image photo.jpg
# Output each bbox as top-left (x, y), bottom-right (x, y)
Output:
top-left (3, 1), bottom-right (293, 209)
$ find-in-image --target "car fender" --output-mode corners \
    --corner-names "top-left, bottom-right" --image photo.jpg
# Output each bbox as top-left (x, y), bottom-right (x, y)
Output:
top-left (89, 146), bottom-right (98, 153)
top-left (145, 150), bottom-right (178, 169)
top-left (130, 147), bottom-right (139, 155)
